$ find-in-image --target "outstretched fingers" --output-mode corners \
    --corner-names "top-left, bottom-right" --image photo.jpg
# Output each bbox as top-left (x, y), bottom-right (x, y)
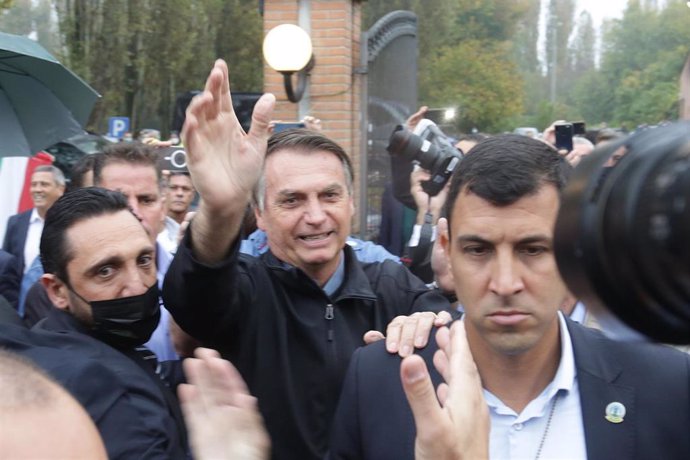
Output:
top-left (247, 93), bottom-right (276, 153)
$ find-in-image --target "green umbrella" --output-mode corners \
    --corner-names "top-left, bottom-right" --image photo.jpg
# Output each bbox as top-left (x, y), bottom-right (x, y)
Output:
top-left (0, 31), bottom-right (100, 157)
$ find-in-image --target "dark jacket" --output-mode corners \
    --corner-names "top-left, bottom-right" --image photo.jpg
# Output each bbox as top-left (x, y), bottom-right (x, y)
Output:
top-left (328, 318), bottom-right (690, 460)
top-left (0, 249), bottom-right (20, 308)
top-left (0, 309), bottom-right (188, 459)
top-left (2, 209), bottom-right (31, 275)
top-left (163, 234), bottom-right (450, 460)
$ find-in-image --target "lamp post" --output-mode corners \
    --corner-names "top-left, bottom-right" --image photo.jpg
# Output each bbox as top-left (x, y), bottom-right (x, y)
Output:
top-left (263, 24), bottom-right (315, 103)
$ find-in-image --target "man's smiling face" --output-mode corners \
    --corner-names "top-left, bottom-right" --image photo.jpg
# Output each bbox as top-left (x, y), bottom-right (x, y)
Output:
top-left (256, 148), bottom-right (354, 285)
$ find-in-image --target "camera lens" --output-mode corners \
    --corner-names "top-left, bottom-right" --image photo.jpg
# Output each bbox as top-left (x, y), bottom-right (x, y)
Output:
top-left (387, 125), bottom-right (445, 173)
top-left (555, 122), bottom-right (690, 344)
top-left (388, 126), bottom-right (422, 162)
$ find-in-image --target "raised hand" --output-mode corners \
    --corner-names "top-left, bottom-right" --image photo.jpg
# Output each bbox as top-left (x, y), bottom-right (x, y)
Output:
top-left (406, 106), bottom-right (429, 131)
top-left (181, 60), bottom-right (275, 262)
top-left (401, 321), bottom-right (489, 460)
top-left (179, 348), bottom-right (270, 460)
top-left (182, 59), bottom-right (275, 215)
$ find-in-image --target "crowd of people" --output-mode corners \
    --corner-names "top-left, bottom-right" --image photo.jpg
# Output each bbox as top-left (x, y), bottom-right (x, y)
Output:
top-left (0, 58), bottom-right (689, 460)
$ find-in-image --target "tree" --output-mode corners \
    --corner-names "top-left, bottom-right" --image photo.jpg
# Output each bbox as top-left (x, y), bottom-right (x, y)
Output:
top-left (363, 0), bottom-right (532, 131)
top-left (569, 11), bottom-right (595, 77)
top-left (544, 0), bottom-right (576, 105)
top-left (421, 40), bottom-right (524, 132)
top-left (570, 0), bottom-right (690, 127)
top-left (51, 0), bottom-right (263, 134)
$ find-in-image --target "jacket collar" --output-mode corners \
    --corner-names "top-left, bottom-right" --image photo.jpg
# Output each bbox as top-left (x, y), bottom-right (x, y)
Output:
top-left (567, 318), bottom-right (634, 460)
top-left (36, 307), bottom-right (93, 336)
top-left (262, 245), bottom-right (378, 302)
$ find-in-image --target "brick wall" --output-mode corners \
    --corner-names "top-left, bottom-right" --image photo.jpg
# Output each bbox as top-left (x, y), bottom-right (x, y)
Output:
top-left (263, 0), bottom-right (363, 232)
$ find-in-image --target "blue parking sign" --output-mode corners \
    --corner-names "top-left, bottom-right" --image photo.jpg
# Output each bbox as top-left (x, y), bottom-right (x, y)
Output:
top-left (108, 117), bottom-right (130, 139)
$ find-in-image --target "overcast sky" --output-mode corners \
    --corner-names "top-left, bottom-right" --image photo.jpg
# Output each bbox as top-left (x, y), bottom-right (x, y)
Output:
top-left (537, 0), bottom-right (635, 67)
top-left (576, 0), bottom-right (629, 27)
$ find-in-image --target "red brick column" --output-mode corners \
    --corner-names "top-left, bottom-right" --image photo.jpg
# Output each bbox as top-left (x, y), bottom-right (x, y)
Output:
top-left (263, 0), bottom-right (363, 232)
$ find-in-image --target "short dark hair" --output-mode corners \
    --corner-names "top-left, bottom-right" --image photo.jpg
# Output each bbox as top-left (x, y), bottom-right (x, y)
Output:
top-left (445, 134), bottom-right (572, 231)
top-left (40, 187), bottom-right (131, 283)
top-left (254, 129), bottom-right (355, 209)
top-left (68, 153), bottom-right (101, 191)
top-left (456, 133), bottom-right (488, 144)
top-left (93, 142), bottom-right (161, 186)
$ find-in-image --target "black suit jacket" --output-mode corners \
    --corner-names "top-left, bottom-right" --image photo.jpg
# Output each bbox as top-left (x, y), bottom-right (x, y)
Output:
top-left (329, 319), bottom-right (690, 460)
top-left (0, 309), bottom-right (187, 459)
top-left (0, 249), bottom-right (20, 308)
top-left (2, 209), bottom-right (32, 274)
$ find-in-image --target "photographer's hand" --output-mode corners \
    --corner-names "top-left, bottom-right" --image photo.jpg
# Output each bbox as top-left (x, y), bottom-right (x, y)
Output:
top-left (406, 106), bottom-right (429, 131)
top-left (410, 167), bottom-right (448, 225)
top-left (542, 120), bottom-right (565, 147)
top-left (302, 116), bottom-right (322, 131)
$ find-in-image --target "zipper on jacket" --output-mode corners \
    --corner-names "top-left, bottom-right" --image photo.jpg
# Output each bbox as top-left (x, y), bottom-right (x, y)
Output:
top-left (325, 303), bottom-right (334, 341)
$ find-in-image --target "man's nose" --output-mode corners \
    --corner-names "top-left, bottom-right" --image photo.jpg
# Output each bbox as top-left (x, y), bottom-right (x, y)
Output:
top-left (304, 199), bottom-right (327, 224)
top-left (488, 252), bottom-right (525, 297)
top-left (122, 266), bottom-right (151, 298)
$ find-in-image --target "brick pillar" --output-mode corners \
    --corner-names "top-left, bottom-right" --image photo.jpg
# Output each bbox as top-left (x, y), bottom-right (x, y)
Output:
top-left (263, 0), bottom-right (364, 232)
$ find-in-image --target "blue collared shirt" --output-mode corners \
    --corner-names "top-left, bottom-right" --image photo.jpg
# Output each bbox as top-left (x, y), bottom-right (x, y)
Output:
top-left (484, 312), bottom-right (587, 459)
top-left (240, 229), bottom-right (400, 264)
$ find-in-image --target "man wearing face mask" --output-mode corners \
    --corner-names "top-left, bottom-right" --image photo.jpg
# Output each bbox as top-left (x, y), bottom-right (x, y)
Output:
top-left (20, 187), bottom-right (187, 459)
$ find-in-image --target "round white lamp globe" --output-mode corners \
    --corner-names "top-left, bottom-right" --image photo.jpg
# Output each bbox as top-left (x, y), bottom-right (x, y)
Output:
top-left (263, 24), bottom-right (313, 72)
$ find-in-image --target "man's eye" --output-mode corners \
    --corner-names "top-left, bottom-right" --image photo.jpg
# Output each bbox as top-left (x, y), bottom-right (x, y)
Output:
top-left (139, 254), bottom-right (154, 266)
top-left (141, 197), bottom-right (156, 205)
top-left (97, 266), bottom-right (115, 278)
top-left (280, 197), bottom-right (298, 207)
top-left (464, 246), bottom-right (489, 256)
top-left (520, 246), bottom-right (547, 256)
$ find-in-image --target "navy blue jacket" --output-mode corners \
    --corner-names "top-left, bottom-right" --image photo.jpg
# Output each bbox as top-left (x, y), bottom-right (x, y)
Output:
top-left (329, 318), bottom-right (690, 460)
top-left (0, 309), bottom-right (187, 459)
top-left (0, 249), bottom-right (20, 308)
top-left (2, 209), bottom-right (31, 274)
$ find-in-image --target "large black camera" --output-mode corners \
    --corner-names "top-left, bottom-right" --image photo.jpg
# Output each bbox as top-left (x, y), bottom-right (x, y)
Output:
top-left (554, 121), bottom-right (690, 344)
top-left (387, 119), bottom-right (463, 197)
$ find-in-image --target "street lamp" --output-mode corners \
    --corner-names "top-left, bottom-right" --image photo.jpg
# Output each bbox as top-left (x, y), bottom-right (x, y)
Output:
top-left (263, 24), bottom-right (315, 103)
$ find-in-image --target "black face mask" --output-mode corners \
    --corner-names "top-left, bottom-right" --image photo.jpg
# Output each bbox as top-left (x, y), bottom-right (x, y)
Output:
top-left (70, 284), bottom-right (161, 349)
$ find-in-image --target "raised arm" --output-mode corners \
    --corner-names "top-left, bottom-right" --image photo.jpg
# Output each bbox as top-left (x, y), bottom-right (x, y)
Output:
top-left (182, 59), bottom-right (275, 264)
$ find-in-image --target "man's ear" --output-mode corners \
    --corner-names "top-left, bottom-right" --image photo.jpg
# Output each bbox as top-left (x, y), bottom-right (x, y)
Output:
top-left (255, 205), bottom-right (266, 231)
top-left (439, 217), bottom-right (452, 273)
top-left (40, 273), bottom-right (70, 311)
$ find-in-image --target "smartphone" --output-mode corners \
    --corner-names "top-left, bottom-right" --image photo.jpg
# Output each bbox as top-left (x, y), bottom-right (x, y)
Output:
top-left (555, 123), bottom-right (574, 152)
top-left (572, 121), bottom-right (586, 136)
top-left (425, 108), bottom-right (455, 125)
top-left (274, 122), bottom-right (305, 133)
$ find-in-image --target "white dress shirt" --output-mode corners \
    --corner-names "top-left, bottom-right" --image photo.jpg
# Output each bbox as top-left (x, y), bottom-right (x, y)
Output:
top-left (484, 312), bottom-right (588, 459)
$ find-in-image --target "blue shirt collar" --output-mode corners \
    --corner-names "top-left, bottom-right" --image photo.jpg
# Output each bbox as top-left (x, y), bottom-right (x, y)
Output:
top-left (322, 251), bottom-right (345, 297)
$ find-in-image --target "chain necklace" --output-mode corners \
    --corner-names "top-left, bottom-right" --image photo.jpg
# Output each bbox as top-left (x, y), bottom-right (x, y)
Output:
top-left (534, 391), bottom-right (560, 460)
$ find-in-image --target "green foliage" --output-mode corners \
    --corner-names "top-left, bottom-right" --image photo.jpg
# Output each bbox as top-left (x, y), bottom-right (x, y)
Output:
top-left (420, 40), bottom-right (524, 132)
top-left (364, 0), bottom-right (533, 132)
top-left (571, 0), bottom-right (690, 127)
top-left (40, 0), bottom-right (263, 135)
